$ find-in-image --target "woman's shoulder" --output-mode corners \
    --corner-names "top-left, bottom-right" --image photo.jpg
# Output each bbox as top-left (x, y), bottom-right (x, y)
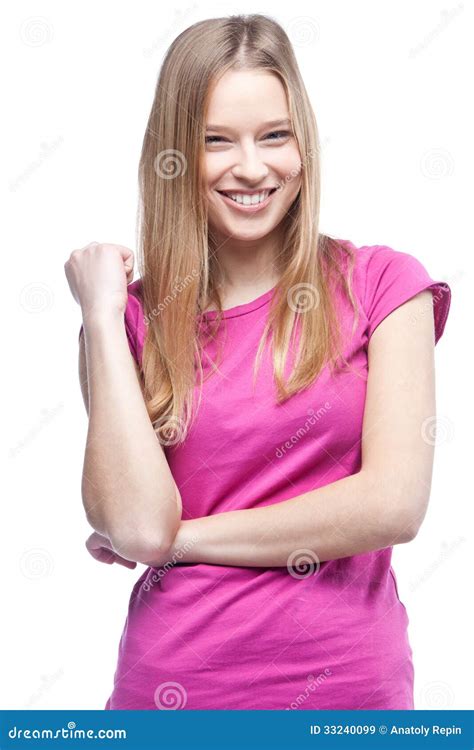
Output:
top-left (331, 236), bottom-right (434, 293)
top-left (330, 235), bottom-right (405, 271)
top-left (332, 237), bottom-right (451, 345)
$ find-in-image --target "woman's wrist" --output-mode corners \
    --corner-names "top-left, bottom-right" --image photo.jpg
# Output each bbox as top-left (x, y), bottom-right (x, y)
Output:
top-left (82, 306), bottom-right (124, 334)
top-left (170, 519), bottom-right (199, 564)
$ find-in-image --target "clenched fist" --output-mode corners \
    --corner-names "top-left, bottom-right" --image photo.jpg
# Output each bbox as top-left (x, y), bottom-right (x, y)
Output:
top-left (64, 241), bottom-right (135, 319)
top-left (85, 531), bottom-right (137, 569)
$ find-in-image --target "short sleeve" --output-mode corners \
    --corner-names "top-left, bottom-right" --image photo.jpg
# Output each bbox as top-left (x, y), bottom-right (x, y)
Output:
top-left (364, 245), bottom-right (451, 345)
top-left (77, 279), bottom-right (146, 367)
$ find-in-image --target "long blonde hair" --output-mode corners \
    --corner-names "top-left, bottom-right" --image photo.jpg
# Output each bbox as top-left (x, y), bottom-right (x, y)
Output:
top-left (135, 13), bottom-right (361, 445)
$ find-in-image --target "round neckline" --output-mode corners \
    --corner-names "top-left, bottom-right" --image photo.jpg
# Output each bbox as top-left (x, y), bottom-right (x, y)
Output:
top-left (199, 285), bottom-right (277, 320)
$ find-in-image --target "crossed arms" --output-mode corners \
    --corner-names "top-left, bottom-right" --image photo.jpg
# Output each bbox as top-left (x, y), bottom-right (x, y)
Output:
top-left (79, 290), bottom-right (436, 568)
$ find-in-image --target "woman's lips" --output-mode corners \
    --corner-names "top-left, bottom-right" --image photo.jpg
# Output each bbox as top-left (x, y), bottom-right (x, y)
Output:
top-left (215, 189), bottom-right (277, 213)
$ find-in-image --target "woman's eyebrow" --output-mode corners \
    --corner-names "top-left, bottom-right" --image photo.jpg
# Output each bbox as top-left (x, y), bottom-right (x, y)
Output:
top-left (205, 118), bottom-right (291, 132)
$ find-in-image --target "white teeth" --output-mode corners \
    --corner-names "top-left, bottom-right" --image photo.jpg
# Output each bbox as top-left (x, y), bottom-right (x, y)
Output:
top-left (223, 190), bottom-right (271, 205)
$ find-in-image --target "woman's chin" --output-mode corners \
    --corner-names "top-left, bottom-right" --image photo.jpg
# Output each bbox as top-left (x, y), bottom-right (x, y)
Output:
top-left (219, 225), bottom-right (275, 242)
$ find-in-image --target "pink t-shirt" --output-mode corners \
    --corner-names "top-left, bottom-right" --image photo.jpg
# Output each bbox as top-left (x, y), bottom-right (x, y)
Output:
top-left (80, 239), bottom-right (451, 709)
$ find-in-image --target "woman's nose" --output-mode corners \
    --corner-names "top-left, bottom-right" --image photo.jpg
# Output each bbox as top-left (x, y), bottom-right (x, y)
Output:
top-left (231, 147), bottom-right (269, 183)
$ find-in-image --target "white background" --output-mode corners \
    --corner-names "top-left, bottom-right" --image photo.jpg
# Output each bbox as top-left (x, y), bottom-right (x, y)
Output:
top-left (1, 0), bottom-right (471, 710)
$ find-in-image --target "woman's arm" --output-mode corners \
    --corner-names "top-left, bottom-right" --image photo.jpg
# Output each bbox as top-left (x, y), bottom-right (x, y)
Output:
top-left (144, 289), bottom-right (437, 569)
top-left (79, 311), bottom-right (181, 564)
top-left (167, 467), bottom-right (410, 567)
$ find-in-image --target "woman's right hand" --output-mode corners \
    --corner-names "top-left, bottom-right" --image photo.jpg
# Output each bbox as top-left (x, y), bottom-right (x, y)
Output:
top-left (85, 531), bottom-right (138, 569)
top-left (64, 241), bottom-right (135, 319)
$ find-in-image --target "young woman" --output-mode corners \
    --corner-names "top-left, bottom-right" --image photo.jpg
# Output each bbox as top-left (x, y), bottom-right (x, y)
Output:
top-left (66, 14), bottom-right (451, 710)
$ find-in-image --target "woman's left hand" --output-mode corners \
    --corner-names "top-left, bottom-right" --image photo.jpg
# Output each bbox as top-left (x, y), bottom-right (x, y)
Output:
top-left (85, 531), bottom-right (137, 569)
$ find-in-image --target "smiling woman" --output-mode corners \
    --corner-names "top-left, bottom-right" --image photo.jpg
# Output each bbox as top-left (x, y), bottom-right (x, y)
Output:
top-left (204, 70), bottom-right (302, 252)
top-left (70, 13), bottom-right (452, 712)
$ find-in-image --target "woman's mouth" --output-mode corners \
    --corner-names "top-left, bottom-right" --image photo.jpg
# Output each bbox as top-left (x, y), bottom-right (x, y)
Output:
top-left (215, 187), bottom-right (278, 213)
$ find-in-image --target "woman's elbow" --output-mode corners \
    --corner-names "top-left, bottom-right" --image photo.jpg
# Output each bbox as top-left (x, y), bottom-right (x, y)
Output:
top-left (109, 504), bottom-right (181, 565)
top-left (383, 500), bottom-right (428, 546)
top-left (109, 527), bottom-right (176, 566)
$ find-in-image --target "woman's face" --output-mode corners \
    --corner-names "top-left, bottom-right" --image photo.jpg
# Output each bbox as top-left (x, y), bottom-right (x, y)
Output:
top-left (203, 70), bottom-right (302, 243)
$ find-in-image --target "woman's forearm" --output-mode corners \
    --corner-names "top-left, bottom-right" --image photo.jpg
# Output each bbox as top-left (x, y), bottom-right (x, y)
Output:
top-left (161, 468), bottom-right (415, 568)
top-left (81, 311), bottom-right (181, 563)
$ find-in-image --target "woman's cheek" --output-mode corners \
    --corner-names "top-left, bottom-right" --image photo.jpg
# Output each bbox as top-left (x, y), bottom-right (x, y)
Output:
top-left (278, 150), bottom-right (303, 188)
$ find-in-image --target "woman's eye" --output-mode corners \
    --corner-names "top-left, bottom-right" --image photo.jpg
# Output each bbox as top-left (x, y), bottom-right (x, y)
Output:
top-left (205, 130), bottom-right (291, 145)
top-left (264, 130), bottom-right (290, 140)
top-left (205, 135), bottom-right (225, 144)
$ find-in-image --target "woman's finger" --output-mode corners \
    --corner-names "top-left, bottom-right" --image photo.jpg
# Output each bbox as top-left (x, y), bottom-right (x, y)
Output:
top-left (114, 557), bottom-right (138, 569)
top-left (86, 536), bottom-right (137, 569)
top-left (85, 533), bottom-right (137, 568)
